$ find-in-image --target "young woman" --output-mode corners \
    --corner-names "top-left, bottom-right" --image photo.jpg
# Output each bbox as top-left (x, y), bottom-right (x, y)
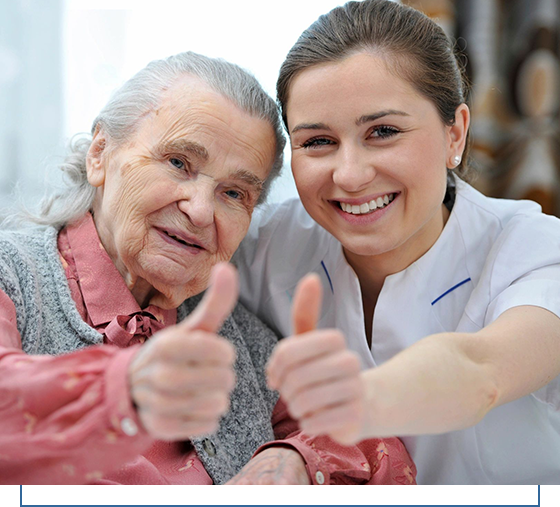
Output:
top-left (234, 0), bottom-right (560, 484)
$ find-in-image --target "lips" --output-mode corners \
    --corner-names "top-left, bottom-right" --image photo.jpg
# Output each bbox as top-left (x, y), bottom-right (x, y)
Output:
top-left (329, 192), bottom-right (400, 223)
top-left (155, 227), bottom-right (207, 252)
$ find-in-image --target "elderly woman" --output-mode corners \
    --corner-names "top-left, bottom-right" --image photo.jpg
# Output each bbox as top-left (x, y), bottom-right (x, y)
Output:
top-left (0, 51), bottom-right (415, 485)
top-left (235, 0), bottom-right (560, 485)
top-left (0, 51), bottom-right (279, 485)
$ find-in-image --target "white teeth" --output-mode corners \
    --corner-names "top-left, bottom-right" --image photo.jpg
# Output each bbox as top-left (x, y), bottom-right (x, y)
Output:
top-left (339, 193), bottom-right (395, 215)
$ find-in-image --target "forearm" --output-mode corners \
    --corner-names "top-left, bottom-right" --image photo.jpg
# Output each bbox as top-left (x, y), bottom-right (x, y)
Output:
top-left (361, 306), bottom-right (560, 438)
top-left (0, 345), bottom-right (153, 484)
top-left (361, 332), bottom-right (499, 438)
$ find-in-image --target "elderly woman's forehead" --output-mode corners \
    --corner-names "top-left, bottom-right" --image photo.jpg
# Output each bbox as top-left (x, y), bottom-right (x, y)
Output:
top-left (158, 75), bottom-right (226, 109)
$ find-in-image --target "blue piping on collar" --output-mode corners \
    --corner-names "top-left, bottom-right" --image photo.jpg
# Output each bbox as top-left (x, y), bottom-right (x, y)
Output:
top-left (321, 260), bottom-right (334, 294)
top-left (431, 278), bottom-right (471, 305)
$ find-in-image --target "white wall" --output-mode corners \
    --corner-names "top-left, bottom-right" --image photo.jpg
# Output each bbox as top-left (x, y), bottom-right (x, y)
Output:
top-left (0, 0), bottom-right (64, 209)
top-left (63, 0), bottom-right (347, 204)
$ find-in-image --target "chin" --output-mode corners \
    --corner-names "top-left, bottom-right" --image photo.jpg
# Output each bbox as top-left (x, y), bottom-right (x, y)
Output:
top-left (337, 234), bottom-right (392, 257)
top-left (145, 265), bottom-right (206, 292)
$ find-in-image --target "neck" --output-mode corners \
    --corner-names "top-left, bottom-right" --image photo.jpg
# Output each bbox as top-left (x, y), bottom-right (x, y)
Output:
top-left (344, 203), bottom-right (450, 304)
top-left (91, 208), bottom-right (156, 309)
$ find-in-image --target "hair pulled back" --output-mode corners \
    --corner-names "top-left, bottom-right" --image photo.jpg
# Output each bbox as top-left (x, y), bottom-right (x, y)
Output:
top-left (277, 0), bottom-right (471, 179)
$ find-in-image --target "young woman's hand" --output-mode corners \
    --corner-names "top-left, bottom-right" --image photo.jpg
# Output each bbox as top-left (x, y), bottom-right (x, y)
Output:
top-left (267, 274), bottom-right (364, 445)
top-left (128, 263), bottom-right (238, 441)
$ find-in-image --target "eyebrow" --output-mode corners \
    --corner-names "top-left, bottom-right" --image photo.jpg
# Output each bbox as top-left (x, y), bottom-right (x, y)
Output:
top-left (230, 169), bottom-right (264, 193)
top-left (290, 110), bottom-right (410, 134)
top-left (157, 139), bottom-right (209, 162)
top-left (356, 110), bottom-right (410, 125)
top-left (291, 122), bottom-right (329, 134)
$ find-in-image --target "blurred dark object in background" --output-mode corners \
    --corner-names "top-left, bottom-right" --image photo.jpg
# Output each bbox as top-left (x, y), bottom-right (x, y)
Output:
top-left (403, 0), bottom-right (560, 217)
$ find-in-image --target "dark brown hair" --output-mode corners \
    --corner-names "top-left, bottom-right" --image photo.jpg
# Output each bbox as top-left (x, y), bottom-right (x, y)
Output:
top-left (277, 0), bottom-right (472, 180)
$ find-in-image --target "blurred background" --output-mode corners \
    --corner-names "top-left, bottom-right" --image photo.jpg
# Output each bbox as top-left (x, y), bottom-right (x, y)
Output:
top-left (1, 0), bottom-right (559, 215)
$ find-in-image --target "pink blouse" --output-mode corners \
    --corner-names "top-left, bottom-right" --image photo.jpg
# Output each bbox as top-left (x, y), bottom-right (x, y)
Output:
top-left (0, 214), bottom-right (416, 485)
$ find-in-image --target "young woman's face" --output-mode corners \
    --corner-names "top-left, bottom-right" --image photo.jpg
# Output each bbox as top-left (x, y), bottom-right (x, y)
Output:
top-left (286, 52), bottom-right (466, 271)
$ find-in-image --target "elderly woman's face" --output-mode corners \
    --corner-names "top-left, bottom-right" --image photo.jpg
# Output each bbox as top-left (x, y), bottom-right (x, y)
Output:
top-left (87, 76), bottom-right (276, 308)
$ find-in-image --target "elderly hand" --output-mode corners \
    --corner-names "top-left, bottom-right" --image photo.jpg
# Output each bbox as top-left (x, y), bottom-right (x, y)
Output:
top-left (267, 273), bottom-right (365, 445)
top-left (225, 447), bottom-right (310, 485)
top-left (128, 263), bottom-right (238, 441)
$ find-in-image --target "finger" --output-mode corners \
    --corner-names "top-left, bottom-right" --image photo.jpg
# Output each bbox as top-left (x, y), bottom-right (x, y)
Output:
top-left (281, 350), bottom-right (361, 400)
top-left (299, 400), bottom-right (364, 445)
top-left (136, 364), bottom-right (236, 396)
top-left (183, 262), bottom-right (239, 333)
top-left (287, 376), bottom-right (363, 420)
top-left (140, 414), bottom-right (221, 441)
top-left (292, 273), bottom-right (323, 335)
top-left (135, 389), bottom-right (231, 419)
top-left (155, 330), bottom-right (236, 365)
top-left (267, 330), bottom-right (346, 389)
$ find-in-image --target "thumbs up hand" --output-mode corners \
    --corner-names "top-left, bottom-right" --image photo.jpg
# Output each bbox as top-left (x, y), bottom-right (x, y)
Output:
top-left (267, 273), bottom-right (364, 445)
top-left (128, 263), bottom-right (238, 441)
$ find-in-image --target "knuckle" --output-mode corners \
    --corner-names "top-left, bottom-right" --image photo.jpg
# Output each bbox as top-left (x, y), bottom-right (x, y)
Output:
top-left (151, 365), bottom-right (172, 390)
top-left (324, 330), bottom-right (346, 350)
top-left (222, 341), bottom-right (237, 364)
top-left (142, 413), bottom-right (169, 439)
top-left (290, 393), bottom-right (310, 419)
top-left (331, 331), bottom-right (347, 348)
top-left (224, 370), bottom-right (236, 391)
top-left (189, 420), bottom-right (219, 437)
top-left (339, 351), bottom-right (360, 371)
top-left (216, 393), bottom-right (231, 414)
top-left (281, 378), bottom-right (297, 400)
top-left (134, 388), bottom-right (158, 411)
top-left (273, 342), bottom-right (289, 364)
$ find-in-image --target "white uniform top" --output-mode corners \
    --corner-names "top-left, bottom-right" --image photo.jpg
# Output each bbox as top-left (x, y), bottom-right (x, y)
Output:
top-left (234, 179), bottom-right (560, 484)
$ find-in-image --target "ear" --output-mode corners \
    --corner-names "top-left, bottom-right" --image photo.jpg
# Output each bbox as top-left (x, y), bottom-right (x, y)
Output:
top-left (446, 103), bottom-right (470, 168)
top-left (86, 126), bottom-right (108, 188)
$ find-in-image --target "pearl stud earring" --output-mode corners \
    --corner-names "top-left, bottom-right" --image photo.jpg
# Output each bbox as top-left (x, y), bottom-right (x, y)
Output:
top-left (453, 155), bottom-right (462, 167)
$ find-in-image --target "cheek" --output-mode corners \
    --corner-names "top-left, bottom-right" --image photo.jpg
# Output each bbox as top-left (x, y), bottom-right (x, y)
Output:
top-left (216, 209), bottom-right (251, 258)
top-left (291, 156), bottom-right (325, 204)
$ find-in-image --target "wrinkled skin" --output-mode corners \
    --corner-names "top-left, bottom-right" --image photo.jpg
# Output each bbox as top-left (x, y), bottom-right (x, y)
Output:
top-left (86, 76), bottom-right (277, 441)
top-left (87, 75), bottom-right (276, 309)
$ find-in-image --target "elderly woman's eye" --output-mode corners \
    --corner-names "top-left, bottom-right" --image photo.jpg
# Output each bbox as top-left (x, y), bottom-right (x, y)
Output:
top-left (169, 157), bottom-right (185, 169)
top-left (225, 189), bottom-right (242, 200)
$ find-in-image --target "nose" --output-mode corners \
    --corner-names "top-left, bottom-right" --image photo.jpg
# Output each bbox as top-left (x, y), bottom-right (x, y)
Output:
top-left (332, 144), bottom-right (376, 192)
top-left (177, 179), bottom-right (215, 228)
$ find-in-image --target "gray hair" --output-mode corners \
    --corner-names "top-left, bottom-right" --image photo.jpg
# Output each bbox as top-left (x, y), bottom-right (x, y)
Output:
top-left (14, 51), bottom-right (285, 229)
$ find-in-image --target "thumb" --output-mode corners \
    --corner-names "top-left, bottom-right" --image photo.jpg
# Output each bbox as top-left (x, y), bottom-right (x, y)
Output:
top-left (182, 262), bottom-right (239, 333)
top-left (291, 273), bottom-right (323, 335)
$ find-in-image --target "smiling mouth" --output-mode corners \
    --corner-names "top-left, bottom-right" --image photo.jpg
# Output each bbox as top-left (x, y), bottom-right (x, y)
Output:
top-left (336, 193), bottom-right (397, 215)
top-left (161, 229), bottom-right (204, 249)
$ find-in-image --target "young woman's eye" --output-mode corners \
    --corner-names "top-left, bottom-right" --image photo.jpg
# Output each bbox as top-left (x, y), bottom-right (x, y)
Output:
top-left (169, 157), bottom-right (185, 169)
top-left (371, 126), bottom-right (400, 139)
top-left (301, 137), bottom-right (335, 149)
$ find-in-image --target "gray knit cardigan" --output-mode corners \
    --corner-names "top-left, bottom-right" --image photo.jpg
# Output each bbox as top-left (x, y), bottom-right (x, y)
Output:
top-left (0, 226), bottom-right (279, 484)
